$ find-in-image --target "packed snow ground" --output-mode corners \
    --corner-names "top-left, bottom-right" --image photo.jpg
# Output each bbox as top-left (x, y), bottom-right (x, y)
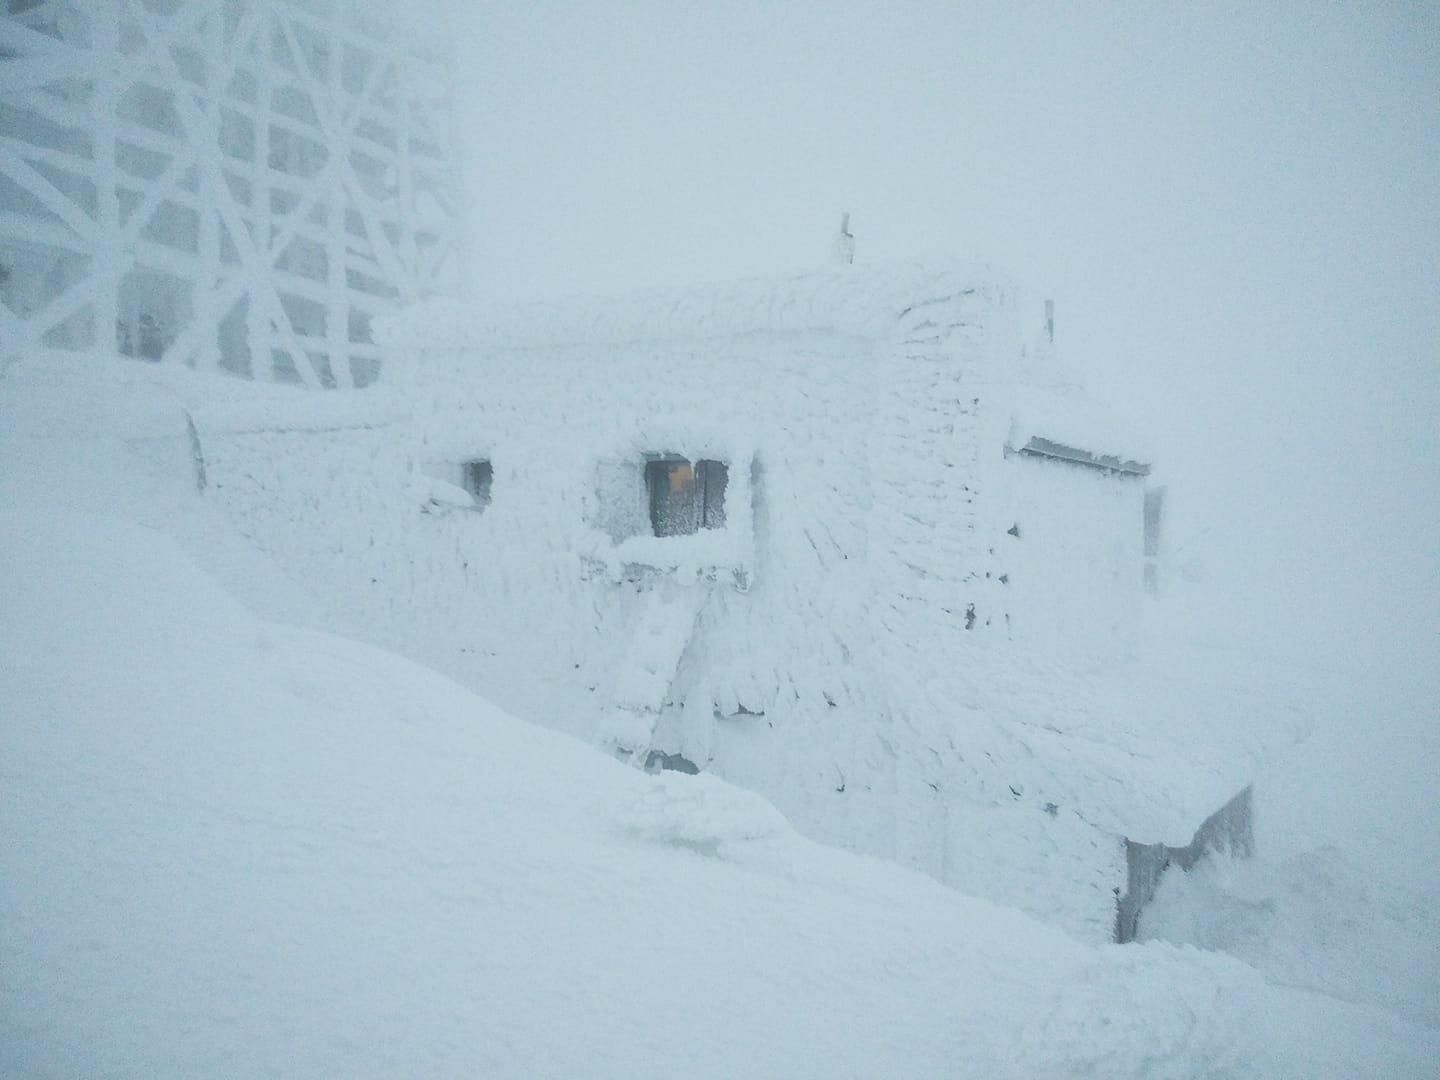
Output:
top-left (2, 359), bottom-right (1437, 1076)
top-left (3, 472), bottom-right (1437, 1078)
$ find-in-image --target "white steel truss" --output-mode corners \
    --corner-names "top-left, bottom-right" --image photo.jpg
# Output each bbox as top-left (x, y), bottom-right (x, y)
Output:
top-left (1, 0), bottom-right (463, 386)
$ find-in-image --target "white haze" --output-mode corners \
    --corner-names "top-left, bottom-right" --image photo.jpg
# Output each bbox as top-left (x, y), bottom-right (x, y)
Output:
top-left (3, 4), bottom-right (1438, 1071)
top-left (444, 0), bottom-right (1440, 675)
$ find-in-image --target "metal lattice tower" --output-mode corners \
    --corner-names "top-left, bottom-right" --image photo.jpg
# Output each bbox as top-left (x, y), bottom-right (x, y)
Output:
top-left (1, 0), bottom-right (464, 387)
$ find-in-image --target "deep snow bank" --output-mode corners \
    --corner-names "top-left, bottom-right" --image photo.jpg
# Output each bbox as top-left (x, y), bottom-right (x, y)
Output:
top-left (1138, 659), bottom-right (1440, 1029)
top-left (2, 430), bottom-right (1438, 1077)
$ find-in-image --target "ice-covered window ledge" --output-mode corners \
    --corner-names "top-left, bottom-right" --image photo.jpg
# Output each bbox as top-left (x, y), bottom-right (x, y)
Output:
top-left (412, 458), bottom-right (493, 515)
top-left (579, 528), bottom-right (753, 591)
top-left (645, 455), bottom-right (728, 536)
top-left (583, 441), bottom-right (756, 589)
top-left (410, 474), bottom-right (480, 516)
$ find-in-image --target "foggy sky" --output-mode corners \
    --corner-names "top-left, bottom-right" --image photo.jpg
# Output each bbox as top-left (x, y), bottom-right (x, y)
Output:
top-left (443, 1), bottom-right (1439, 668)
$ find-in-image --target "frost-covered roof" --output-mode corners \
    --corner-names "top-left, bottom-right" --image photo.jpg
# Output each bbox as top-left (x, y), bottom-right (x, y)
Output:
top-left (1014, 437), bottom-right (1150, 477)
top-left (1006, 384), bottom-right (1154, 474)
top-left (378, 261), bottom-right (1153, 469)
top-left (374, 261), bottom-right (1008, 348)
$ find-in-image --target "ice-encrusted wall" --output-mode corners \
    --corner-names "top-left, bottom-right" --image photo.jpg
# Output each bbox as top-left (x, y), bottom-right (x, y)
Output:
top-left (197, 266), bottom-right (1159, 941)
top-left (201, 327), bottom-right (883, 736)
top-left (993, 453), bottom-right (1147, 656)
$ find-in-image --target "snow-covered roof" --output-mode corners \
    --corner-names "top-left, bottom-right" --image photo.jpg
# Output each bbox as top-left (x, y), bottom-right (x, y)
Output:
top-left (1014, 438), bottom-right (1149, 477)
top-left (378, 261), bottom-right (1153, 473)
top-left (374, 261), bottom-right (1008, 349)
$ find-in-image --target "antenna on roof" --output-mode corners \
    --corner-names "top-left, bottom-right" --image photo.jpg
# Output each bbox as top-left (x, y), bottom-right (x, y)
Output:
top-left (832, 212), bottom-right (855, 266)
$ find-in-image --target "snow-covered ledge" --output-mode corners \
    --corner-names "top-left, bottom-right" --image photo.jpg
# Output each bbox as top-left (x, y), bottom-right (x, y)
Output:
top-left (580, 527), bottom-right (755, 590)
top-left (409, 473), bottom-right (480, 515)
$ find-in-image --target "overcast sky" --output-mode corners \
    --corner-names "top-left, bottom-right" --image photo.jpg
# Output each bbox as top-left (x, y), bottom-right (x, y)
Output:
top-left (443, 1), bottom-right (1439, 666)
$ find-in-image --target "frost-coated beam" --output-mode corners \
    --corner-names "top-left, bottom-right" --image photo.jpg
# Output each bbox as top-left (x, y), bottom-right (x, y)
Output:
top-left (0, 0), bottom-right (461, 386)
top-left (90, 0), bottom-right (120, 361)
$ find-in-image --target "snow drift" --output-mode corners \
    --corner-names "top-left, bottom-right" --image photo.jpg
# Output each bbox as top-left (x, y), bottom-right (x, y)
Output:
top-left (2, 367), bottom-right (1437, 1078)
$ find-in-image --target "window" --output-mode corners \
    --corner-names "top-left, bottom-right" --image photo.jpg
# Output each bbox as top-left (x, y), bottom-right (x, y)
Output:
top-left (417, 459), bottom-right (492, 515)
top-left (645, 456), bottom-right (727, 536)
top-left (461, 459), bottom-right (493, 509)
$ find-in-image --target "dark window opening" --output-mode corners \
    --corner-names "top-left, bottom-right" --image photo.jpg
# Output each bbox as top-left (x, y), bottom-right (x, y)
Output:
top-left (644, 749), bottom-right (700, 775)
top-left (1143, 487), bottom-right (1165, 559)
top-left (645, 456), bottom-right (728, 537)
top-left (461, 459), bottom-right (493, 509)
top-left (1143, 486), bottom-right (1166, 594)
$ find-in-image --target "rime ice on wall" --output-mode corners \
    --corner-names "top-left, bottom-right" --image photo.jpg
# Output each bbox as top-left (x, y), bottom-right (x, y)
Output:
top-left (0, 0), bottom-right (461, 385)
top-left (198, 262), bottom-right (1257, 942)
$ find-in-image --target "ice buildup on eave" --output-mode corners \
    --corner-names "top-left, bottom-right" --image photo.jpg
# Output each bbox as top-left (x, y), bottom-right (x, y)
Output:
top-left (1005, 384), bottom-right (1154, 479)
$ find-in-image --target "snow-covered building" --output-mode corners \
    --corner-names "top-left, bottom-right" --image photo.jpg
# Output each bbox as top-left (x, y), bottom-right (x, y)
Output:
top-left (181, 262), bottom-right (1258, 943)
top-left (0, 0), bottom-right (1258, 946)
top-left (0, 0), bottom-right (461, 386)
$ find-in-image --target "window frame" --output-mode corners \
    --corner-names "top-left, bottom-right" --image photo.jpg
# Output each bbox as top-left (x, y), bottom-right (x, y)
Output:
top-left (460, 459), bottom-right (493, 509)
top-left (644, 454), bottom-right (728, 537)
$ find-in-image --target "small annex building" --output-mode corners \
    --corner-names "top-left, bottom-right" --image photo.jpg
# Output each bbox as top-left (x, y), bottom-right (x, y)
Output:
top-left (191, 261), bottom-right (1261, 942)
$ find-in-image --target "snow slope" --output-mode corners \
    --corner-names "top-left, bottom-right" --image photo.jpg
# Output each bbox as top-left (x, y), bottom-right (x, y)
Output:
top-left (2, 374), bottom-right (1438, 1077)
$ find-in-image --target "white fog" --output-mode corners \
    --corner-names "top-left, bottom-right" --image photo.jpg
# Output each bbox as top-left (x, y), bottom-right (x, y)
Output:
top-left (2, 2), bottom-right (1436, 1076)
